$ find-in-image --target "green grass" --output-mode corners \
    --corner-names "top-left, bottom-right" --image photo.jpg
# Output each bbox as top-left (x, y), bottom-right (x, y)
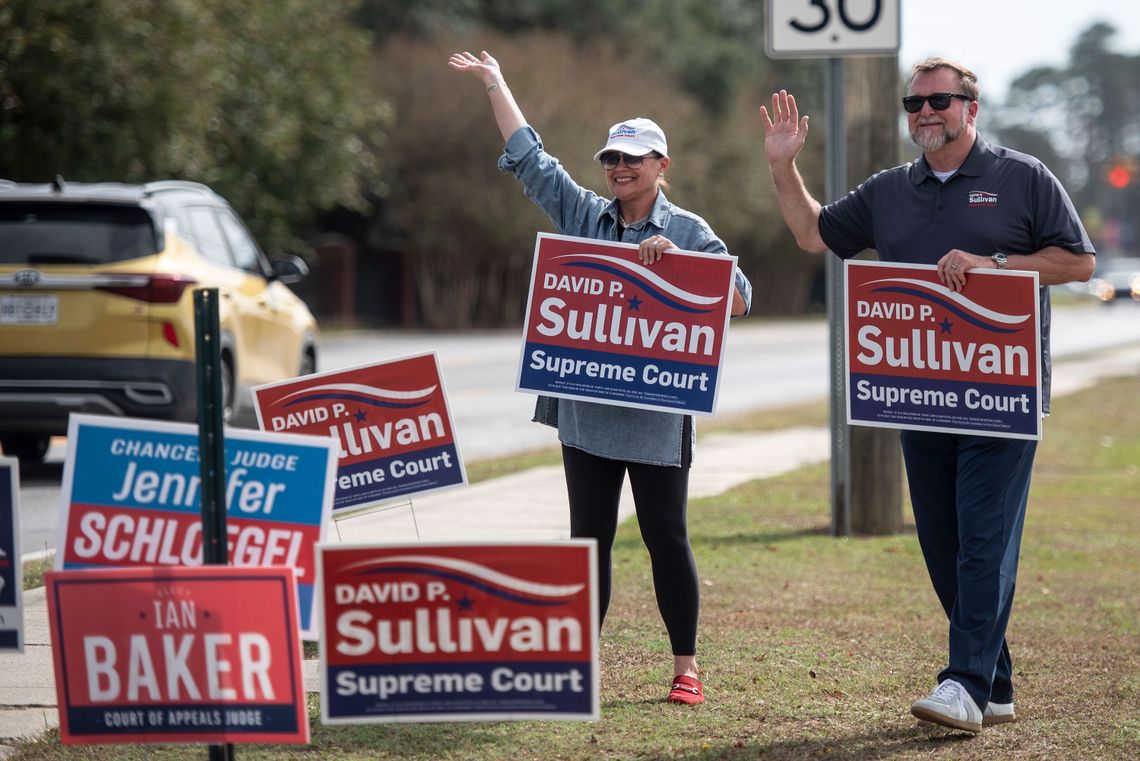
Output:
top-left (19, 555), bottom-right (52, 590)
top-left (463, 398), bottom-right (832, 485)
top-left (12, 377), bottom-right (1140, 760)
top-left (465, 446), bottom-right (562, 483)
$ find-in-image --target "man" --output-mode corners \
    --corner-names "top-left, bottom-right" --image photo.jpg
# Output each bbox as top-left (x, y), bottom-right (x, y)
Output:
top-left (760, 58), bottom-right (1095, 733)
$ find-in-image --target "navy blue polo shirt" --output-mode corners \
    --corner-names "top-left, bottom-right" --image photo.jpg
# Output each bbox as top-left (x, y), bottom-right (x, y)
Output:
top-left (819, 133), bottom-right (1095, 413)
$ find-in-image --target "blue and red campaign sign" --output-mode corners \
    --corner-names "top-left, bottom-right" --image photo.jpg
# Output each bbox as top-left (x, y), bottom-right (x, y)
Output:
top-left (0, 456), bottom-right (23, 652)
top-left (46, 566), bottom-right (308, 745)
top-left (56, 414), bottom-right (338, 638)
top-left (318, 541), bottom-right (598, 723)
top-left (253, 352), bottom-right (466, 514)
top-left (517, 232), bottom-right (737, 415)
top-left (845, 260), bottom-right (1042, 439)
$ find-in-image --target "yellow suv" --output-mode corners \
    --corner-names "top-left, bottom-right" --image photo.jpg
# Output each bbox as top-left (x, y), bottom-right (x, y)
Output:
top-left (0, 178), bottom-right (319, 462)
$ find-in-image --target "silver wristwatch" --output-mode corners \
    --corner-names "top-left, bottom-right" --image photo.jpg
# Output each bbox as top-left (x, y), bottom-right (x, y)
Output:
top-left (991, 252), bottom-right (1008, 269)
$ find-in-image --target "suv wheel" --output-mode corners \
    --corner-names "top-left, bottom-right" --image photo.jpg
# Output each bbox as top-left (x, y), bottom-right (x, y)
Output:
top-left (220, 355), bottom-right (235, 424)
top-left (299, 346), bottom-right (317, 376)
top-left (1, 434), bottom-right (51, 463)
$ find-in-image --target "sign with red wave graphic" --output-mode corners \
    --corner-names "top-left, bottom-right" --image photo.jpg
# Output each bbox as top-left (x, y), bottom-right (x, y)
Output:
top-left (318, 541), bottom-right (598, 723)
top-left (845, 260), bottom-right (1041, 439)
top-left (253, 352), bottom-right (466, 514)
top-left (518, 233), bottom-right (737, 415)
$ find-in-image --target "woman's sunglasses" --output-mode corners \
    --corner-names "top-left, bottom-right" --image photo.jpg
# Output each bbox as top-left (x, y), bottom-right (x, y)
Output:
top-left (901, 92), bottom-right (972, 113)
top-left (599, 151), bottom-right (661, 170)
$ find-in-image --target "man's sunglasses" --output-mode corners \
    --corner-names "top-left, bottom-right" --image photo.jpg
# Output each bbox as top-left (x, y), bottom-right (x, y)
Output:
top-left (599, 151), bottom-right (661, 170)
top-left (901, 92), bottom-right (972, 113)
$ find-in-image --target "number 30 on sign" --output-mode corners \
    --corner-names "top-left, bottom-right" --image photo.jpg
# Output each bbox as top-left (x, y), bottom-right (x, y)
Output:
top-left (766, 0), bottom-right (900, 58)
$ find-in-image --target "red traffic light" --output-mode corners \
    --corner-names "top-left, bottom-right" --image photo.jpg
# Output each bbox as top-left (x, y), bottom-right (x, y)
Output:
top-left (1108, 165), bottom-right (1131, 189)
top-left (1106, 156), bottom-right (1137, 189)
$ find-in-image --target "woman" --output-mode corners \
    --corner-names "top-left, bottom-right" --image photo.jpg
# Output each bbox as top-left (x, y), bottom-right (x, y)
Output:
top-left (449, 49), bottom-right (752, 705)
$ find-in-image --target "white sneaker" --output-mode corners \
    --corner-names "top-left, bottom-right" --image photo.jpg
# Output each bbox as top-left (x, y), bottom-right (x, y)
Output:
top-left (910, 679), bottom-right (983, 733)
top-left (983, 701), bottom-right (1016, 726)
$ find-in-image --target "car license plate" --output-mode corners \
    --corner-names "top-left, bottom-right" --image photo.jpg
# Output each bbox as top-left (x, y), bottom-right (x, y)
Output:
top-left (0, 294), bottom-right (59, 324)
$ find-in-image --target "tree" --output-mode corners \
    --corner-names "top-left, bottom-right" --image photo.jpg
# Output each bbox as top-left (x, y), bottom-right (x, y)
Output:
top-left (0, 0), bottom-right (385, 253)
top-left (995, 22), bottom-right (1140, 255)
top-left (369, 30), bottom-right (825, 327)
top-left (356, 0), bottom-right (772, 117)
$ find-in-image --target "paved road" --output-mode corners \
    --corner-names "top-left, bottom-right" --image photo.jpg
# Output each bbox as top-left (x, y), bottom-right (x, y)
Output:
top-left (317, 301), bottom-right (1140, 457)
top-left (317, 318), bottom-right (832, 459)
top-left (14, 302), bottom-right (1140, 556)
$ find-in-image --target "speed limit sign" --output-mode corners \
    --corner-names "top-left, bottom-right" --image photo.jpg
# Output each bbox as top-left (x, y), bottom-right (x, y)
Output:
top-left (766, 0), bottom-right (899, 58)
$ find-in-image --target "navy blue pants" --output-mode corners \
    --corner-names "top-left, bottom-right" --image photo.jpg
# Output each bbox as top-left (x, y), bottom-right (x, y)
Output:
top-left (900, 430), bottom-right (1038, 710)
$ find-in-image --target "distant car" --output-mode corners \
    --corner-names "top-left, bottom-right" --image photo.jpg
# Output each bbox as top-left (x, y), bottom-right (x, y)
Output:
top-left (0, 177), bottom-right (318, 462)
top-left (1088, 256), bottom-right (1140, 304)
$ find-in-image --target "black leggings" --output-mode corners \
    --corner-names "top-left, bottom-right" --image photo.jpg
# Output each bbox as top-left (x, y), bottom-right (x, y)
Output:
top-left (560, 443), bottom-right (698, 656)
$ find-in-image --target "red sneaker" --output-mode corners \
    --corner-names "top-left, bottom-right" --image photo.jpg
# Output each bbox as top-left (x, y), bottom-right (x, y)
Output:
top-left (667, 674), bottom-right (704, 705)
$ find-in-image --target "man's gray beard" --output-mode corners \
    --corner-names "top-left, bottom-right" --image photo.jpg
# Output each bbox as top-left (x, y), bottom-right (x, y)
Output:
top-left (911, 122), bottom-right (964, 153)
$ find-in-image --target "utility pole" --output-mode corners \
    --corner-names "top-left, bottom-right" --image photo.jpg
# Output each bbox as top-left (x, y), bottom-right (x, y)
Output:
top-left (766, 0), bottom-right (903, 536)
top-left (842, 55), bottom-right (904, 535)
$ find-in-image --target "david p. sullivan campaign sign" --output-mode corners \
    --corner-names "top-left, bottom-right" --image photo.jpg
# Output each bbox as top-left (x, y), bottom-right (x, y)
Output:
top-left (318, 541), bottom-right (598, 723)
top-left (845, 260), bottom-right (1041, 439)
top-left (253, 352), bottom-right (466, 515)
top-left (518, 232), bottom-right (737, 415)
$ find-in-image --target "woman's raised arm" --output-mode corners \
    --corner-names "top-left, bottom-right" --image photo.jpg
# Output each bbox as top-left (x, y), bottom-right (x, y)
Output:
top-left (448, 50), bottom-right (527, 143)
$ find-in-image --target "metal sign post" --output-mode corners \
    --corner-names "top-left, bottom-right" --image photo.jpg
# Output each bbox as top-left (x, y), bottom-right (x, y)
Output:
top-left (824, 58), bottom-right (851, 536)
top-left (193, 288), bottom-right (235, 761)
top-left (766, 0), bottom-right (901, 535)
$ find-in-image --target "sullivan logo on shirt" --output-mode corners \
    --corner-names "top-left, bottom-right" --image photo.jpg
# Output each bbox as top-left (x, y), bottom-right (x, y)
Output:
top-left (968, 190), bottom-right (999, 207)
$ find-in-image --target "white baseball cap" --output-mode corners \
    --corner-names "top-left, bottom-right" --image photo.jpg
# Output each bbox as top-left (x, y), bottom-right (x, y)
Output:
top-left (592, 118), bottom-right (669, 160)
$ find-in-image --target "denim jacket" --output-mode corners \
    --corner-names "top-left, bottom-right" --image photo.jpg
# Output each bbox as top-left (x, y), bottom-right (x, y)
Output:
top-left (499, 126), bottom-right (753, 466)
